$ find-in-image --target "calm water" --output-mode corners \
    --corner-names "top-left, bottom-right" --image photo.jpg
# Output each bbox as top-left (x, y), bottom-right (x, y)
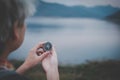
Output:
top-left (9, 17), bottom-right (120, 65)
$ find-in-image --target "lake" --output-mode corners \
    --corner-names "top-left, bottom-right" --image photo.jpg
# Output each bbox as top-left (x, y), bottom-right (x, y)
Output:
top-left (9, 17), bottom-right (120, 65)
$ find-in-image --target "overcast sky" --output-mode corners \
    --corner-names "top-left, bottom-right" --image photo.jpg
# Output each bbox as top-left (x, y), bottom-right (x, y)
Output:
top-left (43, 0), bottom-right (120, 8)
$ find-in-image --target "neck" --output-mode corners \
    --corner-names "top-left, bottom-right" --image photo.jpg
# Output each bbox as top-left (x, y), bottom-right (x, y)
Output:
top-left (0, 41), bottom-right (15, 60)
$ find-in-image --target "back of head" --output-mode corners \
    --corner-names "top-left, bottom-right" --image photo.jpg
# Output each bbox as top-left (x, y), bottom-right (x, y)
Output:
top-left (0, 0), bottom-right (36, 54)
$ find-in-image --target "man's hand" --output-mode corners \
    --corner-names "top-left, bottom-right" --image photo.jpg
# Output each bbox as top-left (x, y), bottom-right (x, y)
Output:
top-left (42, 47), bottom-right (59, 80)
top-left (16, 42), bottom-right (59, 80)
top-left (16, 42), bottom-right (49, 74)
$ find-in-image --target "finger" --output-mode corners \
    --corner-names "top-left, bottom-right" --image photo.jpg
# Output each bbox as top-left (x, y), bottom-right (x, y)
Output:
top-left (36, 50), bottom-right (44, 54)
top-left (37, 52), bottom-right (42, 56)
top-left (37, 51), bottom-right (50, 61)
top-left (51, 45), bottom-right (56, 55)
top-left (32, 41), bottom-right (47, 51)
top-left (36, 49), bottom-right (44, 56)
top-left (36, 48), bottom-right (44, 56)
top-left (36, 48), bottom-right (44, 54)
top-left (35, 42), bottom-right (44, 49)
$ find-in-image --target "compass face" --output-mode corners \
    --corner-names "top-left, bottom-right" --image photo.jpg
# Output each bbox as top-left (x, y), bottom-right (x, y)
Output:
top-left (43, 42), bottom-right (52, 51)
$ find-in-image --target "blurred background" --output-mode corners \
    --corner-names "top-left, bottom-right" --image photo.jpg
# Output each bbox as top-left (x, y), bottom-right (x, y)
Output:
top-left (9, 0), bottom-right (120, 65)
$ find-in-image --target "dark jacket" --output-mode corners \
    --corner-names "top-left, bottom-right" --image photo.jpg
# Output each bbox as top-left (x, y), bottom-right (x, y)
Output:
top-left (0, 68), bottom-right (29, 80)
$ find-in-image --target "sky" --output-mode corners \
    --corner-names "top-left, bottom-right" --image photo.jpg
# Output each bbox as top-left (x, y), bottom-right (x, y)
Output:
top-left (43, 0), bottom-right (120, 8)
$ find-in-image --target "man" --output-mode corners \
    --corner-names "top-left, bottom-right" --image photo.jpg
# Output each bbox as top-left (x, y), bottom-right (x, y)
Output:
top-left (0, 0), bottom-right (59, 80)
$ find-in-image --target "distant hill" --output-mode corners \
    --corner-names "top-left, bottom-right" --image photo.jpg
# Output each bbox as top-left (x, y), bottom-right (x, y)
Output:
top-left (106, 10), bottom-right (120, 24)
top-left (34, 1), bottom-right (120, 19)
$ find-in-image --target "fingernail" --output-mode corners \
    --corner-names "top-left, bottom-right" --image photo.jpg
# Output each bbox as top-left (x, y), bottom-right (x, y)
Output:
top-left (46, 51), bottom-right (50, 54)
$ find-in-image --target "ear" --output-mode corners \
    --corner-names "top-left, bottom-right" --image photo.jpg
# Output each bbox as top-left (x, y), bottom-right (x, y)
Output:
top-left (12, 21), bottom-right (20, 41)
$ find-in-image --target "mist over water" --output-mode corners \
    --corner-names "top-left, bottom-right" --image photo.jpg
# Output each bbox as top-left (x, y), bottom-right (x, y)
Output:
top-left (9, 17), bottom-right (120, 65)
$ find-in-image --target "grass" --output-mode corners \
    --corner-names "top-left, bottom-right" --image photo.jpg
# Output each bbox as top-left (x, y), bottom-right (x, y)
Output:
top-left (10, 60), bottom-right (120, 80)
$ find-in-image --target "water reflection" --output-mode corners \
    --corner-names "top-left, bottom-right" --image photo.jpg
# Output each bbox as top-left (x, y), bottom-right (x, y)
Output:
top-left (9, 18), bottom-right (120, 65)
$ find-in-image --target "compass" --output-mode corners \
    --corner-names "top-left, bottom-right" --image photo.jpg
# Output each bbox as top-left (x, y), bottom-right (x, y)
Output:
top-left (43, 42), bottom-right (52, 51)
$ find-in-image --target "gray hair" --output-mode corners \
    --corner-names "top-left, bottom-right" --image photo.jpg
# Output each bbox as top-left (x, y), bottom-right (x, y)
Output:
top-left (17, 0), bottom-right (37, 17)
top-left (0, 0), bottom-right (37, 53)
